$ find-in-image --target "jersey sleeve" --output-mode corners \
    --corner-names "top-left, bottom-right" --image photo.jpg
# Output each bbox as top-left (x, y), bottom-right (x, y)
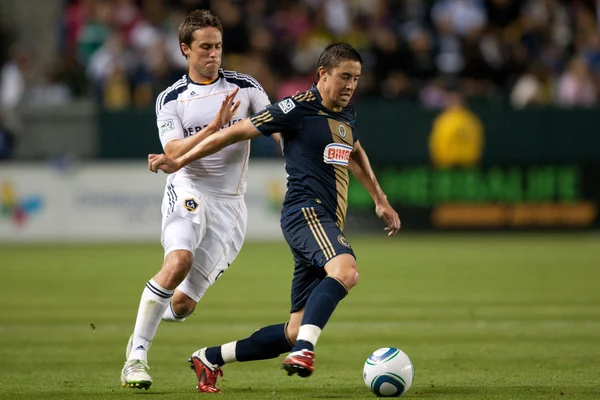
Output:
top-left (248, 85), bottom-right (271, 114)
top-left (249, 97), bottom-right (304, 137)
top-left (156, 99), bottom-right (184, 149)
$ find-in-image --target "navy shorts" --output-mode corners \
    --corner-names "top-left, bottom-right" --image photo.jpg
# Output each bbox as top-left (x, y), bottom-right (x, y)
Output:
top-left (280, 206), bottom-right (355, 313)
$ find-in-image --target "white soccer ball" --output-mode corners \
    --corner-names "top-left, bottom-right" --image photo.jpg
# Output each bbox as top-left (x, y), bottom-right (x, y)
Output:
top-left (363, 347), bottom-right (414, 397)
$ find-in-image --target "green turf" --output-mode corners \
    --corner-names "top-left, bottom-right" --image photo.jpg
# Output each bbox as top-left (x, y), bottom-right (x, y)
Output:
top-left (1, 235), bottom-right (599, 399)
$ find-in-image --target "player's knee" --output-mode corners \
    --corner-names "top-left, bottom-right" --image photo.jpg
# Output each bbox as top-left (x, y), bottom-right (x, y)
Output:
top-left (338, 267), bottom-right (359, 291)
top-left (347, 268), bottom-right (360, 289)
top-left (326, 255), bottom-right (359, 291)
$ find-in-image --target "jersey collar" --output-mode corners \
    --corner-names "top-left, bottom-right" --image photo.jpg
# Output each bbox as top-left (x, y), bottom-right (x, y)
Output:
top-left (186, 70), bottom-right (224, 86)
top-left (310, 83), bottom-right (323, 103)
top-left (311, 83), bottom-right (352, 115)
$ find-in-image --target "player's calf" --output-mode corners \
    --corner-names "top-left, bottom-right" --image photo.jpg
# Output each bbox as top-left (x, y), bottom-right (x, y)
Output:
top-left (162, 290), bottom-right (197, 322)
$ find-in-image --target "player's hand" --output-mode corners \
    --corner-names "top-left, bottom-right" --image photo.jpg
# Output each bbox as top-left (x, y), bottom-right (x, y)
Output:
top-left (148, 153), bottom-right (181, 174)
top-left (212, 87), bottom-right (241, 130)
top-left (375, 200), bottom-right (401, 237)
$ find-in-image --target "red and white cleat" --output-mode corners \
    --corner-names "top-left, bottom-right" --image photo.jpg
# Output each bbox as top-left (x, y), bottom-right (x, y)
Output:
top-left (281, 349), bottom-right (315, 378)
top-left (188, 348), bottom-right (224, 393)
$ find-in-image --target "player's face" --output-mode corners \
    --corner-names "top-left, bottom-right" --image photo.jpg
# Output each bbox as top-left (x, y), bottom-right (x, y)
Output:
top-left (321, 60), bottom-right (361, 110)
top-left (181, 27), bottom-right (223, 80)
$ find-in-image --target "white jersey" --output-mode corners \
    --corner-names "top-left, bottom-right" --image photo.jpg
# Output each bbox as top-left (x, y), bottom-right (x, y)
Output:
top-left (156, 69), bottom-right (270, 198)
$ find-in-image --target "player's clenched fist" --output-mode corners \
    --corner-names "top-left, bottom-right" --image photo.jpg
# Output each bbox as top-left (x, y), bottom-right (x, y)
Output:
top-left (148, 153), bottom-right (181, 174)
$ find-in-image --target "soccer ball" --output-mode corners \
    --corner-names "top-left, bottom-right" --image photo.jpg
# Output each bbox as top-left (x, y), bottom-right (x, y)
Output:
top-left (363, 347), bottom-right (414, 397)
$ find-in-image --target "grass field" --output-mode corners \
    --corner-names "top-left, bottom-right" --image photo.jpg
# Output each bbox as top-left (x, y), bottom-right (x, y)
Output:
top-left (1, 234), bottom-right (599, 399)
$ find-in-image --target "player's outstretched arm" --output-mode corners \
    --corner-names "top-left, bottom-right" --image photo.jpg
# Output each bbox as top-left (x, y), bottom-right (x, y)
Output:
top-left (149, 118), bottom-right (261, 174)
top-left (163, 88), bottom-right (240, 160)
top-left (349, 141), bottom-right (401, 236)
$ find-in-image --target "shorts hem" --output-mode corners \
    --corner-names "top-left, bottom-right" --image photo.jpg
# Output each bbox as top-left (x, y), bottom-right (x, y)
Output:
top-left (319, 248), bottom-right (356, 266)
top-left (177, 283), bottom-right (202, 303)
top-left (163, 244), bottom-right (195, 258)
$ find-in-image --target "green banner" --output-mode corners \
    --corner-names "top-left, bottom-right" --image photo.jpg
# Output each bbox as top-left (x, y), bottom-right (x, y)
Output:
top-left (348, 165), bottom-right (599, 230)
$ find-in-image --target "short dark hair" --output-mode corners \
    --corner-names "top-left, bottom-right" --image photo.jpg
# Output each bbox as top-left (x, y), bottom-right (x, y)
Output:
top-left (178, 10), bottom-right (223, 58)
top-left (316, 42), bottom-right (363, 81)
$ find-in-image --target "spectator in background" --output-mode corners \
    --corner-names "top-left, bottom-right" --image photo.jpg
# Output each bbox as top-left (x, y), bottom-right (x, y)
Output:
top-left (0, 113), bottom-right (15, 160)
top-left (0, 44), bottom-right (32, 134)
top-left (47, 0), bottom-right (600, 110)
top-left (556, 56), bottom-right (599, 107)
top-left (27, 64), bottom-right (73, 106)
top-left (370, 26), bottom-right (409, 98)
top-left (87, 32), bottom-right (137, 109)
top-left (402, 26), bottom-right (438, 91)
top-left (510, 60), bottom-right (554, 108)
top-left (0, 45), bottom-right (29, 110)
top-left (432, 0), bottom-right (488, 39)
top-left (429, 89), bottom-right (484, 168)
top-left (76, 0), bottom-right (113, 65)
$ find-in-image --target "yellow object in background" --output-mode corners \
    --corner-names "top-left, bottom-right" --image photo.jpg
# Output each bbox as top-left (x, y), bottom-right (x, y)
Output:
top-left (429, 96), bottom-right (484, 168)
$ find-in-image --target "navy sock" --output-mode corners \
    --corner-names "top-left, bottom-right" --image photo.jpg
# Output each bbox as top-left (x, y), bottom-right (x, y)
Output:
top-left (293, 277), bottom-right (347, 352)
top-left (205, 323), bottom-right (292, 366)
top-left (236, 323), bottom-right (292, 362)
top-left (205, 345), bottom-right (225, 367)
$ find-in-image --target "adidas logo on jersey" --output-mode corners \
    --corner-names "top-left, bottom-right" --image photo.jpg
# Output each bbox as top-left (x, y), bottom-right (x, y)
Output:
top-left (323, 143), bottom-right (352, 166)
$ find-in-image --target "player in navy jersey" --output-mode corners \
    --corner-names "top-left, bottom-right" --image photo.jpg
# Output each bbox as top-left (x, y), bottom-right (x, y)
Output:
top-left (149, 42), bottom-right (400, 392)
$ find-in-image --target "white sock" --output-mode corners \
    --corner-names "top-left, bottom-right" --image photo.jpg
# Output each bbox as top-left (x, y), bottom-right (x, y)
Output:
top-left (162, 302), bottom-right (193, 322)
top-left (128, 279), bottom-right (173, 362)
top-left (221, 341), bottom-right (237, 364)
top-left (296, 324), bottom-right (322, 348)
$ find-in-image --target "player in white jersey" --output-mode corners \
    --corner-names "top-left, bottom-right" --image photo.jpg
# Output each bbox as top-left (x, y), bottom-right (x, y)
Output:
top-left (120, 10), bottom-right (275, 390)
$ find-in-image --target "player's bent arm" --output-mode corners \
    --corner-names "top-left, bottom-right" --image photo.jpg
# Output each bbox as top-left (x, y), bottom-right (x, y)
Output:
top-left (349, 140), bottom-right (387, 205)
top-left (176, 119), bottom-right (261, 169)
top-left (163, 123), bottom-right (220, 160)
top-left (163, 88), bottom-right (241, 159)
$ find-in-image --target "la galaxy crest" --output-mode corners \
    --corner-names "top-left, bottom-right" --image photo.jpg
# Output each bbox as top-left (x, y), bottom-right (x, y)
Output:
top-left (184, 198), bottom-right (198, 212)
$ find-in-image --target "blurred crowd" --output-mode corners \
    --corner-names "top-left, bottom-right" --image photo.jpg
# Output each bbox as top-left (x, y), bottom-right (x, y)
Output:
top-left (2, 0), bottom-right (600, 113)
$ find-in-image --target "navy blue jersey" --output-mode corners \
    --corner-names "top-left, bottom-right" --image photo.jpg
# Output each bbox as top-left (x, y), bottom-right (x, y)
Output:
top-left (250, 85), bottom-right (359, 229)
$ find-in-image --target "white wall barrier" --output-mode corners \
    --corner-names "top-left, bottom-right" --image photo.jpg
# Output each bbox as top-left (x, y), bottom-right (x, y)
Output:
top-left (0, 161), bottom-right (287, 242)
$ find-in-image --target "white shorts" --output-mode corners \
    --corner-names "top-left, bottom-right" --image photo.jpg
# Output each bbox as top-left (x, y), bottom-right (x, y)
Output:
top-left (160, 174), bottom-right (247, 302)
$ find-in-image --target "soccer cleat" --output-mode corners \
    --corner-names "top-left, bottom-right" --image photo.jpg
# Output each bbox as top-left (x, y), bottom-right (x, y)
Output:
top-left (120, 359), bottom-right (152, 390)
top-left (188, 348), bottom-right (224, 393)
top-left (281, 349), bottom-right (315, 377)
